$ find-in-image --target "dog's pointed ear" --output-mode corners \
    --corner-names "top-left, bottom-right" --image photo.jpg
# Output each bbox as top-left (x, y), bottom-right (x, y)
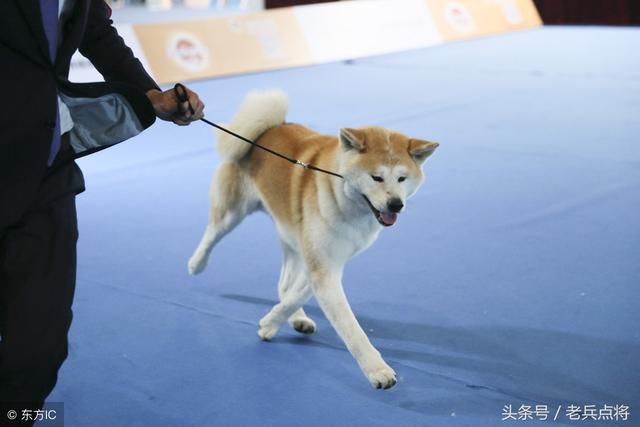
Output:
top-left (340, 128), bottom-right (366, 152)
top-left (409, 139), bottom-right (439, 164)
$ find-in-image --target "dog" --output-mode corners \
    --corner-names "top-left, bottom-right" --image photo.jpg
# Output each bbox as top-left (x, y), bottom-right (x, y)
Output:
top-left (188, 91), bottom-right (438, 389)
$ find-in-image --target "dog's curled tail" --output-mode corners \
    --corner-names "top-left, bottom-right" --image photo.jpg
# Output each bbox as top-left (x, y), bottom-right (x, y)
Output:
top-left (216, 90), bottom-right (288, 161)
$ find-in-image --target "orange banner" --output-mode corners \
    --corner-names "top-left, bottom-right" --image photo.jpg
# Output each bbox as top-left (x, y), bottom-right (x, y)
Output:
top-left (426, 0), bottom-right (542, 41)
top-left (126, 0), bottom-right (542, 84)
top-left (134, 8), bottom-right (312, 84)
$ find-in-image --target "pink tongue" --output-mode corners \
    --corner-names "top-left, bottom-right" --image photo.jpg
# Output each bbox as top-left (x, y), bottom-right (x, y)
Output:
top-left (381, 212), bottom-right (397, 226)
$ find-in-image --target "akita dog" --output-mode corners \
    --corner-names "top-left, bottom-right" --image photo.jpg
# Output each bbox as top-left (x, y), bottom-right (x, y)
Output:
top-left (188, 91), bottom-right (438, 389)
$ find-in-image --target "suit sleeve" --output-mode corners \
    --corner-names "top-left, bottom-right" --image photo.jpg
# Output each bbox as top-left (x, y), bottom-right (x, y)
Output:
top-left (79, 0), bottom-right (160, 92)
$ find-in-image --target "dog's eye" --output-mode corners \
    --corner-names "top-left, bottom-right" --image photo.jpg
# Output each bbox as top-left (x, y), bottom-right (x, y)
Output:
top-left (371, 175), bottom-right (384, 183)
top-left (398, 177), bottom-right (406, 183)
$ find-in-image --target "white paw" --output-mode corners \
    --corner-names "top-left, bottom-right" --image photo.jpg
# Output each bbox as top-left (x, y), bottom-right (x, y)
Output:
top-left (257, 319), bottom-right (279, 341)
top-left (188, 252), bottom-right (207, 275)
top-left (289, 317), bottom-right (316, 334)
top-left (366, 365), bottom-right (397, 390)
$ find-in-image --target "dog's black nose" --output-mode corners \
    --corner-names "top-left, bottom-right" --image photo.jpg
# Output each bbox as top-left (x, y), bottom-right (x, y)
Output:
top-left (387, 198), bottom-right (404, 213)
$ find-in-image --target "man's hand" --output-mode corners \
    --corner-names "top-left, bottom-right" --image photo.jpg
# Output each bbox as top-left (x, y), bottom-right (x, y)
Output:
top-left (146, 86), bottom-right (205, 126)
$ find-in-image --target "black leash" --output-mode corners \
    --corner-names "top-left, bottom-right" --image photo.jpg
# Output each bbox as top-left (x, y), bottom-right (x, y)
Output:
top-left (174, 83), bottom-right (344, 180)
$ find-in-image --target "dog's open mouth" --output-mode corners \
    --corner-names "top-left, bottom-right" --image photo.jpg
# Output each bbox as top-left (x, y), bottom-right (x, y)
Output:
top-left (362, 195), bottom-right (397, 227)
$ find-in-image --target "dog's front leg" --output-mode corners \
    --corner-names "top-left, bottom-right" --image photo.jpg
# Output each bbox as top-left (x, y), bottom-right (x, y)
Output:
top-left (309, 265), bottom-right (396, 390)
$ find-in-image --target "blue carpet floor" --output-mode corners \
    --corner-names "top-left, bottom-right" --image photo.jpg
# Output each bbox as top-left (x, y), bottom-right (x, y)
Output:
top-left (47, 26), bottom-right (639, 426)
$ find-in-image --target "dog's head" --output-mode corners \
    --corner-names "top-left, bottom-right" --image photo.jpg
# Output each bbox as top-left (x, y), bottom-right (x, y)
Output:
top-left (338, 127), bottom-right (438, 227)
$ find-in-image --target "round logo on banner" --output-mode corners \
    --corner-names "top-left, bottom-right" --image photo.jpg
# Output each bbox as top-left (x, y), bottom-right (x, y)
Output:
top-left (166, 32), bottom-right (210, 72)
top-left (445, 1), bottom-right (475, 33)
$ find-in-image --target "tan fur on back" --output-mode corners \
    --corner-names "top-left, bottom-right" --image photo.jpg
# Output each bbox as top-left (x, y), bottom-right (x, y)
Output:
top-left (246, 124), bottom-right (340, 230)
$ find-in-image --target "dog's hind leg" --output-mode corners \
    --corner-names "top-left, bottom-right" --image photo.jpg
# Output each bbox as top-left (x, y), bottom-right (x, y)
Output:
top-left (188, 162), bottom-right (255, 275)
top-left (277, 247), bottom-right (316, 334)
top-left (258, 282), bottom-right (312, 341)
top-left (288, 308), bottom-right (316, 335)
top-left (259, 251), bottom-right (313, 340)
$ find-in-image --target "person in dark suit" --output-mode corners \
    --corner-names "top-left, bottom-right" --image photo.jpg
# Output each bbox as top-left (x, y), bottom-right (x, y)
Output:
top-left (0, 1), bottom-right (205, 423)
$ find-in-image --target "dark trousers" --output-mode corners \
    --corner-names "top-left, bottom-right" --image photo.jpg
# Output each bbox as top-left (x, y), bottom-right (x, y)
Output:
top-left (0, 137), bottom-right (84, 426)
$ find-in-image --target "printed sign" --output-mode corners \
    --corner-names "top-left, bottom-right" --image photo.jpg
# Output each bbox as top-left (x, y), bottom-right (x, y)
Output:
top-left (444, 1), bottom-right (475, 34)
top-left (426, 0), bottom-right (541, 41)
top-left (166, 32), bottom-right (211, 72)
top-left (294, 0), bottom-right (443, 63)
top-left (135, 8), bottom-right (312, 84)
top-left (71, 0), bottom-right (542, 84)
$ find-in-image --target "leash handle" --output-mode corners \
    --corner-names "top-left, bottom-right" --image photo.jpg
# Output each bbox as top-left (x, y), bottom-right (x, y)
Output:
top-left (174, 83), bottom-right (195, 116)
top-left (173, 82), bottom-right (344, 180)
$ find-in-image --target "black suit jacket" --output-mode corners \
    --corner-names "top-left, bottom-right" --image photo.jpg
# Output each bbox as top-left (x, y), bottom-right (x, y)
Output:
top-left (0, 0), bottom-right (159, 228)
